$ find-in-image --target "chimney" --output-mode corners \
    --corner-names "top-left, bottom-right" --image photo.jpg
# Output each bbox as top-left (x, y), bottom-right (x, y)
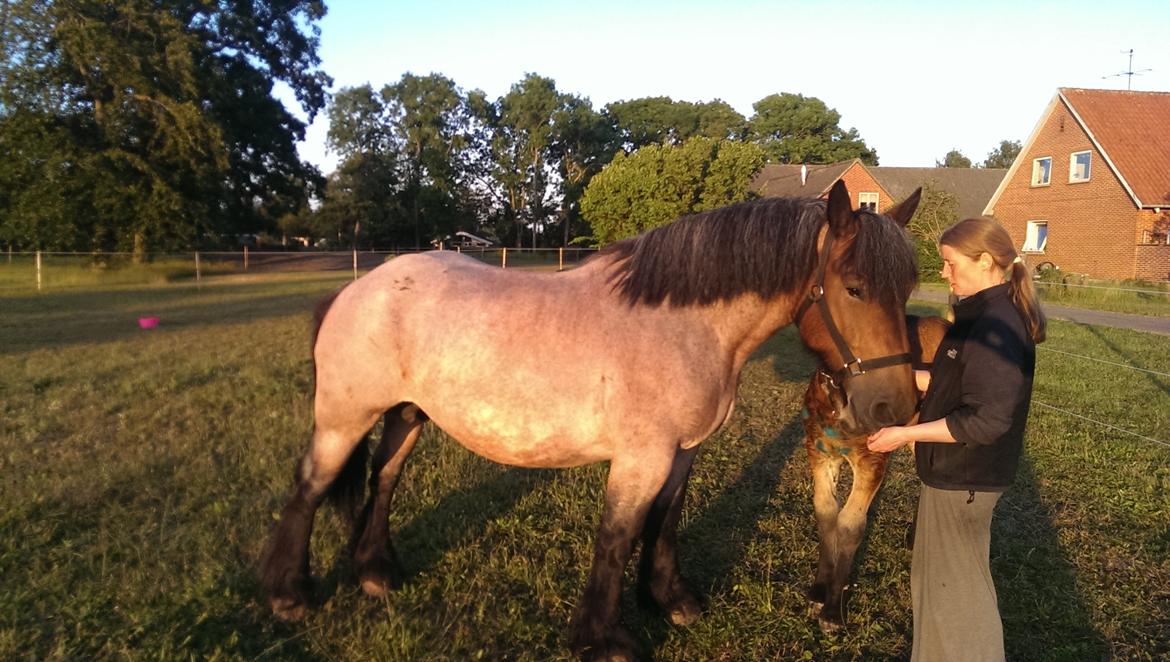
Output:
top-left (800, 164), bottom-right (808, 186)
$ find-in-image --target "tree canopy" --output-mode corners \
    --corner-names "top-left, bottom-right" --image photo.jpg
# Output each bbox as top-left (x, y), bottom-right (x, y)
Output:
top-left (936, 149), bottom-right (973, 168)
top-left (981, 139), bottom-right (1021, 169)
top-left (747, 93), bottom-right (877, 165)
top-left (580, 137), bottom-right (765, 245)
top-left (0, 0), bottom-right (331, 253)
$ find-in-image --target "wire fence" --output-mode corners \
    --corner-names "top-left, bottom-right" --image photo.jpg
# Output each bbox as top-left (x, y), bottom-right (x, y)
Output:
top-left (0, 247), bottom-right (599, 292)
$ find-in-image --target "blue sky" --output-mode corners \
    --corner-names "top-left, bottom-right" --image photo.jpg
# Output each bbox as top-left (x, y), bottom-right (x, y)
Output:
top-left (280, 0), bottom-right (1170, 173)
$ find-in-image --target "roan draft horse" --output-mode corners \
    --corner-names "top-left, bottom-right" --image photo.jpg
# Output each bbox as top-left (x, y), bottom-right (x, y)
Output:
top-left (260, 181), bottom-right (922, 661)
top-left (802, 314), bottom-right (950, 631)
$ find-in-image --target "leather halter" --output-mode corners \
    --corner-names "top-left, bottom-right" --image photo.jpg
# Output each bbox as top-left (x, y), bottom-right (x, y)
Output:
top-left (794, 227), bottom-right (913, 389)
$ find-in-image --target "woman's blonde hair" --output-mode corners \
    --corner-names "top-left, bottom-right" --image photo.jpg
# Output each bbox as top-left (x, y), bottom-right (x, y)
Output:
top-left (939, 217), bottom-right (1047, 343)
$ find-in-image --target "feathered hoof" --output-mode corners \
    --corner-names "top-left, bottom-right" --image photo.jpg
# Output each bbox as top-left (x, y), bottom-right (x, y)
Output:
top-left (570, 623), bottom-right (642, 662)
top-left (357, 555), bottom-right (404, 598)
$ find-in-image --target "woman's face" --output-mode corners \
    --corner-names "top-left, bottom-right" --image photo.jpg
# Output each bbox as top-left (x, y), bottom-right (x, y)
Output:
top-left (939, 244), bottom-right (999, 297)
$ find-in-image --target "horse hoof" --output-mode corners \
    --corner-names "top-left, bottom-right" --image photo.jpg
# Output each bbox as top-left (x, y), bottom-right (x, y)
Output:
top-left (270, 595), bottom-right (309, 622)
top-left (570, 624), bottom-right (641, 662)
top-left (356, 552), bottom-right (404, 598)
top-left (577, 640), bottom-right (641, 662)
top-left (666, 594), bottom-right (702, 626)
top-left (817, 615), bottom-right (845, 634)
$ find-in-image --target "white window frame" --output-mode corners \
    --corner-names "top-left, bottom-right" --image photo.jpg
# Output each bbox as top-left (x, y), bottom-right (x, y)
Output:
top-left (1023, 221), bottom-right (1048, 252)
top-left (858, 192), bottom-right (879, 211)
top-left (1069, 151), bottom-right (1092, 183)
top-left (1031, 157), bottom-right (1052, 186)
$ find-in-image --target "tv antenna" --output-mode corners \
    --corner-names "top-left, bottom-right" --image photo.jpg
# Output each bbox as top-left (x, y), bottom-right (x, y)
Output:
top-left (1103, 49), bottom-right (1152, 90)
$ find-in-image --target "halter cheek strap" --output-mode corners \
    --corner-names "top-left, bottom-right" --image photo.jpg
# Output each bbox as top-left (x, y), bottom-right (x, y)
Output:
top-left (794, 227), bottom-right (913, 383)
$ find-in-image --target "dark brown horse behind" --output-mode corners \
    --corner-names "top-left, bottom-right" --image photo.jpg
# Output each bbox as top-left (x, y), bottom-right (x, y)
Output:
top-left (802, 314), bottom-right (950, 631)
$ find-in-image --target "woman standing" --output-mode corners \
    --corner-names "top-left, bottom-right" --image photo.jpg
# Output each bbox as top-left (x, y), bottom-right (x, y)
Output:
top-left (867, 217), bottom-right (1046, 662)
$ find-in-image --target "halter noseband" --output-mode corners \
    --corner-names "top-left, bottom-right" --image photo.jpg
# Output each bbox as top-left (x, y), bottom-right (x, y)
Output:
top-left (794, 227), bottom-right (912, 388)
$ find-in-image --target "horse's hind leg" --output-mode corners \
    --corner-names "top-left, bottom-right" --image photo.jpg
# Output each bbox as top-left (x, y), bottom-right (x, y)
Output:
top-left (816, 451), bottom-right (889, 631)
top-left (571, 450), bottom-right (675, 662)
top-left (637, 445), bottom-right (702, 626)
top-left (353, 403), bottom-right (426, 597)
top-left (260, 410), bottom-right (381, 621)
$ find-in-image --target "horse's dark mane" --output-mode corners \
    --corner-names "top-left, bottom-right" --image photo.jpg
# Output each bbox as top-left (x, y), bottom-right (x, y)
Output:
top-left (597, 196), bottom-right (917, 308)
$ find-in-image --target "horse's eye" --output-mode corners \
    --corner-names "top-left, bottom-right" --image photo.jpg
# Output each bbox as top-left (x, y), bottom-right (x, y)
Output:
top-left (846, 286), bottom-right (863, 299)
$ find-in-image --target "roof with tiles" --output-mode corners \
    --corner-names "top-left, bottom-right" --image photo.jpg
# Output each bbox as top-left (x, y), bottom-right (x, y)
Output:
top-left (870, 167), bottom-right (1007, 220)
top-left (750, 161), bottom-right (856, 198)
top-left (1059, 88), bottom-right (1170, 207)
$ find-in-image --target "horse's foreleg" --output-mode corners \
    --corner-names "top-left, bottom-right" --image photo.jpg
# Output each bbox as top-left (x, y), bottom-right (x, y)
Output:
top-left (571, 452), bottom-right (674, 662)
top-left (817, 452), bottom-right (888, 630)
top-left (807, 450), bottom-right (843, 607)
top-left (637, 445), bottom-right (701, 626)
top-left (353, 404), bottom-right (426, 597)
top-left (260, 419), bottom-right (378, 621)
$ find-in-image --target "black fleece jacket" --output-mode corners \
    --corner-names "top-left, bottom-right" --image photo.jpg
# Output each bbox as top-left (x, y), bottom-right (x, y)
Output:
top-left (916, 283), bottom-right (1036, 492)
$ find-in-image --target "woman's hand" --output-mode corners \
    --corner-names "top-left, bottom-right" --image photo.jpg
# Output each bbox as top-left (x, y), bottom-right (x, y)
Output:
top-left (867, 426), bottom-right (912, 453)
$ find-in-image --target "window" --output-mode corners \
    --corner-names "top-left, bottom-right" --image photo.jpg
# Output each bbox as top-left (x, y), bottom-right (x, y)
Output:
top-left (1031, 157), bottom-right (1052, 186)
top-left (1070, 151), bottom-right (1091, 183)
top-left (858, 192), bottom-right (879, 211)
top-left (1023, 221), bottom-right (1048, 252)
top-left (1141, 229), bottom-right (1168, 245)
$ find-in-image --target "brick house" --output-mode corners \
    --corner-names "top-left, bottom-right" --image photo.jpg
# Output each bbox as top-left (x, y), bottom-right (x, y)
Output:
top-left (982, 88), bottom-right (1170, 281)
top-left (751, 159), bottom-right (1006, 221)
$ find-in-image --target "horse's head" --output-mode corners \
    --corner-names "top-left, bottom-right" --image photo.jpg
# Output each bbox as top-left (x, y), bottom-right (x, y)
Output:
top-left (795, 180), bottom-right (922, 436)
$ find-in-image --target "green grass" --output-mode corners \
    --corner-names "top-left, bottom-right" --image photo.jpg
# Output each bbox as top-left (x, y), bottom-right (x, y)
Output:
top-left (917, 278), bottom-right (1170, 317)
top-left (1, 277), bottom-right (1167, 660)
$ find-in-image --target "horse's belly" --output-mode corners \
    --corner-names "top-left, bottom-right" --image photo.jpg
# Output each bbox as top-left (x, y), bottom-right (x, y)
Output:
top-left (426, 402), bottom-right (612, 468)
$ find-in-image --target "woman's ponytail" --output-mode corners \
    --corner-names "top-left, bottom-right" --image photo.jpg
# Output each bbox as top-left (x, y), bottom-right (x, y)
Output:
top-left (1007, 259), bottom-right (1046, 344)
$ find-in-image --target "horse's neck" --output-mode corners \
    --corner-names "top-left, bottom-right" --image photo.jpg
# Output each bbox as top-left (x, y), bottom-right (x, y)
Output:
top-left (697, 291), bottom-right (803, 371)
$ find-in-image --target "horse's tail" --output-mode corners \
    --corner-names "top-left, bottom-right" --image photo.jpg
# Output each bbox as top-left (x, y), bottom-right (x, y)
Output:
top-left (307, 284), bottom-right (369, 522)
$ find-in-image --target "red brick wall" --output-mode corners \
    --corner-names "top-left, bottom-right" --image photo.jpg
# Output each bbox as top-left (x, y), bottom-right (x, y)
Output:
top-left (838, 163), bottom-right (893, 212)
top-left (989, 100), bottom-right (1139, 280)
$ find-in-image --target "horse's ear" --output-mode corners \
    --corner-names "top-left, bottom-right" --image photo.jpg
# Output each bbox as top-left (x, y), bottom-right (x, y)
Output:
top-left (826, 180), bottom-right (856, 237)
top-left (885, 187), bottom-right (922, 228)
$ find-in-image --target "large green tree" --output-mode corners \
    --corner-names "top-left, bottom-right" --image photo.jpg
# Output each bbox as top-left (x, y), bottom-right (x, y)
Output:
top-left (580, 137), bottom-right (765, 245)
top-left (905, 180), bottom-right (960, 279)
top-left (605, 97), bottom-right (746, 150)
top-left (936, 149), bottom-right (972, 168)
top-left (0, 0), bottom-right (330, 253)
top-left (473, 73), bottom-right (567, 248)
top-left (981, 139), bottom-right (1022, 169)
top-left (549, 95), bottom-right (618, 246)
top-left (747, 93), bottom-right (877, 165)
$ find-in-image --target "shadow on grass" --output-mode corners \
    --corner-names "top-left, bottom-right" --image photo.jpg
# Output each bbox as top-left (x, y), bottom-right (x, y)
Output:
top-left (994, 455), bottom-right (1109, 660)
top-left (0, 465), bottom-right (322, 660)
top-left (634, 415), bottom-right (806, 650)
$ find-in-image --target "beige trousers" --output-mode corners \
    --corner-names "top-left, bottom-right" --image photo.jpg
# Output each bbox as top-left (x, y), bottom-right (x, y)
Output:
top-left (911, 484), bottom-right (1004, 662)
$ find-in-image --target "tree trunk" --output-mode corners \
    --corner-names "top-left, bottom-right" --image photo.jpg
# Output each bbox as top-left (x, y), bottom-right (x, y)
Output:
top-left (132, 232), bottom-right (146, 264)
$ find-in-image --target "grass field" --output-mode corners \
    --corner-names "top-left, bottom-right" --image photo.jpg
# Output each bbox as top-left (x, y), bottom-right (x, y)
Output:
top-left (1, 271), bottom-right (1168, 660)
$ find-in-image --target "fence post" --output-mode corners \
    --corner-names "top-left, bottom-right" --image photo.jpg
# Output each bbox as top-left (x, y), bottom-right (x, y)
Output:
top-left (195, 251), bottom-right (202, 285)
top-left (559, 247), bottom-right (564, 271)
top-left (502, 247), bottom-right (508, 269)
top-left (36, 250), bottom-right (42, 291)
top-left (244, 245), bottom-right (249, 271)
top-left (352, 248), bottom-right (358, 281)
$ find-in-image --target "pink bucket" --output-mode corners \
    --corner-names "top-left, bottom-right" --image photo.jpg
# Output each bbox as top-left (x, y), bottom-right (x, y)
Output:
top-left (137, 316), bottom-right (160, 329)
